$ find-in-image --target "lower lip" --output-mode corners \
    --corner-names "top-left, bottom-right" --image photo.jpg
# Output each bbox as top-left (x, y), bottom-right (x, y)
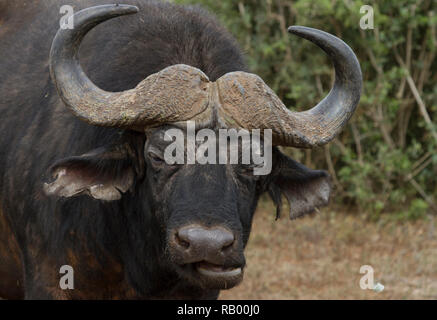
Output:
top-left (196, 263), bottom-right (242, 278)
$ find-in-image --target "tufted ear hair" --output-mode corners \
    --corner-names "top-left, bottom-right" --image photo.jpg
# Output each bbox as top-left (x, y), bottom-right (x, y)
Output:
top-left (43, 136), bottom-right (144, 201)
top-left (268, 148), bottom-right (332, 220)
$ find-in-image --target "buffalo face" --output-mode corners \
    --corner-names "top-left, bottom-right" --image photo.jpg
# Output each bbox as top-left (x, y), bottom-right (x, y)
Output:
top-left (144, 126), bottom-right (260, 289)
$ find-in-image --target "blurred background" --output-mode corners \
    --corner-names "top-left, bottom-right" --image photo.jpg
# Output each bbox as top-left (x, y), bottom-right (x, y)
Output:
top-left (174, 0), bottom-right (437, 299)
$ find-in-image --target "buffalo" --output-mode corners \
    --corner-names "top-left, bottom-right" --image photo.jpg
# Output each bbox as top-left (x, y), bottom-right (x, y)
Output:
top-left (0, 0), bottom-right (361, 299)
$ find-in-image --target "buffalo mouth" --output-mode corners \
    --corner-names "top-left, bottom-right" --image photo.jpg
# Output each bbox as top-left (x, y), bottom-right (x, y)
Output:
top-left (196, 261), bottom-right (242, 278)
top-left (177, 261), bottom-right (244, 289)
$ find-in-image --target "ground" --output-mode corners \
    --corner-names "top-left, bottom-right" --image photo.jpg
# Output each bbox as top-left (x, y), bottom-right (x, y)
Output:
top-left (220, 199), bottom-right (437, 300)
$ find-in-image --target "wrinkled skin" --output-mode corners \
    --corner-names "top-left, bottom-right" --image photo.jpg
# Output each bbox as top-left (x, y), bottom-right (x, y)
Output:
top-left (0, 0), bottom-right (332, 299)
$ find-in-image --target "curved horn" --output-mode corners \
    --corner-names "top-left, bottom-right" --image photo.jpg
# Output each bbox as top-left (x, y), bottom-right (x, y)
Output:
top-left (50, 5), bottom-right (210, 129)
top-left (217, 26), bottom-right (362, 148)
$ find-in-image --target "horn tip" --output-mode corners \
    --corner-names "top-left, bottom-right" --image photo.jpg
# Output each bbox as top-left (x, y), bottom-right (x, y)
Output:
top-left (287, 26), bottom-right (318, 37)
top-left (112, 4), bottom-right (139, 13)
top-left (287, 25), bottom-right (307, 33)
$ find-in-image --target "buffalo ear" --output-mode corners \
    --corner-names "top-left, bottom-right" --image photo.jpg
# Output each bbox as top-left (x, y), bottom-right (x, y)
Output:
top-left (43, 143), bottom-right (138, 201)
top-left (268, 149), bottom-right (332, 220)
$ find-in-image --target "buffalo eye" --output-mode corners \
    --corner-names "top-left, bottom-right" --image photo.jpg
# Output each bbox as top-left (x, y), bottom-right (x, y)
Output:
top-left (238, 166), bottom-right (253, 176)
top-left (236, 164), bottom-right (261, 180)
top-left (147, 151), bottom-right (166, 167)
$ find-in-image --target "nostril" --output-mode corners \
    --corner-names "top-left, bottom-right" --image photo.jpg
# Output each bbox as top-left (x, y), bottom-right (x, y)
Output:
top-left (175, 232), bottom-right (190, 249)
top-left (220, 233), bottom-right (235, 251)
top-left (221, 240), bottom-right (234, 252)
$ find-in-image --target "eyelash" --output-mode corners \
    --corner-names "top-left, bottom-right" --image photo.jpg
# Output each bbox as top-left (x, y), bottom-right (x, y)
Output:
top-left (148, 152), bottom-right (164, 164)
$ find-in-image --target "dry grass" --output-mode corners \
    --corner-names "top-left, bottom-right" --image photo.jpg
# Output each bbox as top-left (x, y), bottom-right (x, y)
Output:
top-left (220, 200), bottom-right (437, 300)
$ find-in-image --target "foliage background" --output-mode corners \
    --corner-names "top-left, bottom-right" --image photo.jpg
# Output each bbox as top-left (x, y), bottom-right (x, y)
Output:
top-left (175, 0), bottom-right (437, 220)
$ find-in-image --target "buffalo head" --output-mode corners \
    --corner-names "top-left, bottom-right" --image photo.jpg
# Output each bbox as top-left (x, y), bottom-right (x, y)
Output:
top-left (43, 5), bottom-right (361, 291)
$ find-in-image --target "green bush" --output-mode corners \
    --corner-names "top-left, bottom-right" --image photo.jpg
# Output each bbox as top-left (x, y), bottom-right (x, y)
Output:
top-left (175, 0), bottom-right (437, 219)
